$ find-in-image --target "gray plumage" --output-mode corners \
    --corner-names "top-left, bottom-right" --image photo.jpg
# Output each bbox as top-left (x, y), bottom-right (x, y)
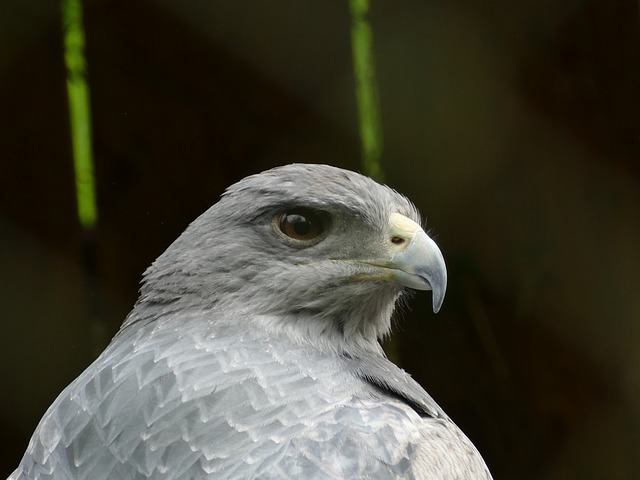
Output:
top-left (11, 164), bottom-right (492, 479)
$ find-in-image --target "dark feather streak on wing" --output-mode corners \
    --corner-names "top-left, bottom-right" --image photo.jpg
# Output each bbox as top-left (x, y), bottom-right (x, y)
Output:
top-left (345, 353), bottom-right (447, 419)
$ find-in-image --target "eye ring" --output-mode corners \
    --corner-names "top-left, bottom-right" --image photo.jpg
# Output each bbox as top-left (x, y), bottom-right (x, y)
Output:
top-left (276, 209), bottom-right (325, 242)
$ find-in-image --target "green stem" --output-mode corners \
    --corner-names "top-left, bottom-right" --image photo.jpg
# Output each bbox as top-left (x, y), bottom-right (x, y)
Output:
top-left (349, 0), bottom-right (384, 182)
top-left (63, 0), bottom-right (97, 230)
top-left (63, 0), bottom-right (105, 356)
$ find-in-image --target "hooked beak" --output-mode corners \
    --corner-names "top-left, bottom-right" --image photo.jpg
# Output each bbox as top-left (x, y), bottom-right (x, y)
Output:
top-left (366, 213), bottom-right (447, 313)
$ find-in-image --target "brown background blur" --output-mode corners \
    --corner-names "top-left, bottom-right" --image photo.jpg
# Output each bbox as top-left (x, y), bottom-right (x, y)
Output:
top-left (1, 1), bottom-right (639, 478)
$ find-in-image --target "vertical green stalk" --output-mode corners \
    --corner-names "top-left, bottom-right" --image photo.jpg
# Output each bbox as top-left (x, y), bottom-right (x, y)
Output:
top-left (349, 0), bottom-right (384, 182)
top-left (63, 0), bottom-right (97, 230)
top-left (63, 0), bottom-right (105, 356)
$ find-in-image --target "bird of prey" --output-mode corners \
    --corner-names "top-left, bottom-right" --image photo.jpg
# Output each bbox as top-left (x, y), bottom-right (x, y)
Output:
top-left (11, 164), bottom-right (492, 479)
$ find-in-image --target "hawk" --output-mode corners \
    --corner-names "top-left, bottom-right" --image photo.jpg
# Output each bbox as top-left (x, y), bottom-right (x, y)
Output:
top-left (11, 164), bottom-right (492, 479)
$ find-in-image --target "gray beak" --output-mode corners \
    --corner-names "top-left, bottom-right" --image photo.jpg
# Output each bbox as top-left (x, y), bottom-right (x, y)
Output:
top-left (388, 229), bottom-right (447, 313)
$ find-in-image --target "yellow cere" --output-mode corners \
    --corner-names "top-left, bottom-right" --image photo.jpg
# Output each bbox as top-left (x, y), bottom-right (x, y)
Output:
top-left (387, 213), bottom-right (422, 250)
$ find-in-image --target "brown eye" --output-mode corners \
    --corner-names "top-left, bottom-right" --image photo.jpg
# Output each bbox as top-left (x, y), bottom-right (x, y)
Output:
top-left (277, 210), bottom-right (324, 241)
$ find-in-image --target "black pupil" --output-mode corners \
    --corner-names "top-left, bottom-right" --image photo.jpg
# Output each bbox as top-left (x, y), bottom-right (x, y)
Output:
top-left (288, 214), bottom-right (311, 236)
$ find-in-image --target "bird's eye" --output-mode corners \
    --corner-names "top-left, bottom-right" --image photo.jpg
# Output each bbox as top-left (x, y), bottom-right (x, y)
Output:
top-left (277, 210), bottom-right (324, 241)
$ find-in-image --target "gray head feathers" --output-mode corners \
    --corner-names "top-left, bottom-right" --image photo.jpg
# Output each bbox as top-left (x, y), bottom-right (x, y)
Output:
top-left (128, 164), bottom-right (433, 353)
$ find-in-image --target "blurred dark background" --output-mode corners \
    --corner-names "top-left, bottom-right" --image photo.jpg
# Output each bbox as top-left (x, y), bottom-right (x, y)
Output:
top-left (1, 0), bottom-right (639, 478)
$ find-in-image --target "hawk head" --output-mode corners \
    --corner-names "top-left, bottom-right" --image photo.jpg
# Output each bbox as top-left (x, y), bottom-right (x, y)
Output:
top-left (136, 164), bottom-right (446, 352)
